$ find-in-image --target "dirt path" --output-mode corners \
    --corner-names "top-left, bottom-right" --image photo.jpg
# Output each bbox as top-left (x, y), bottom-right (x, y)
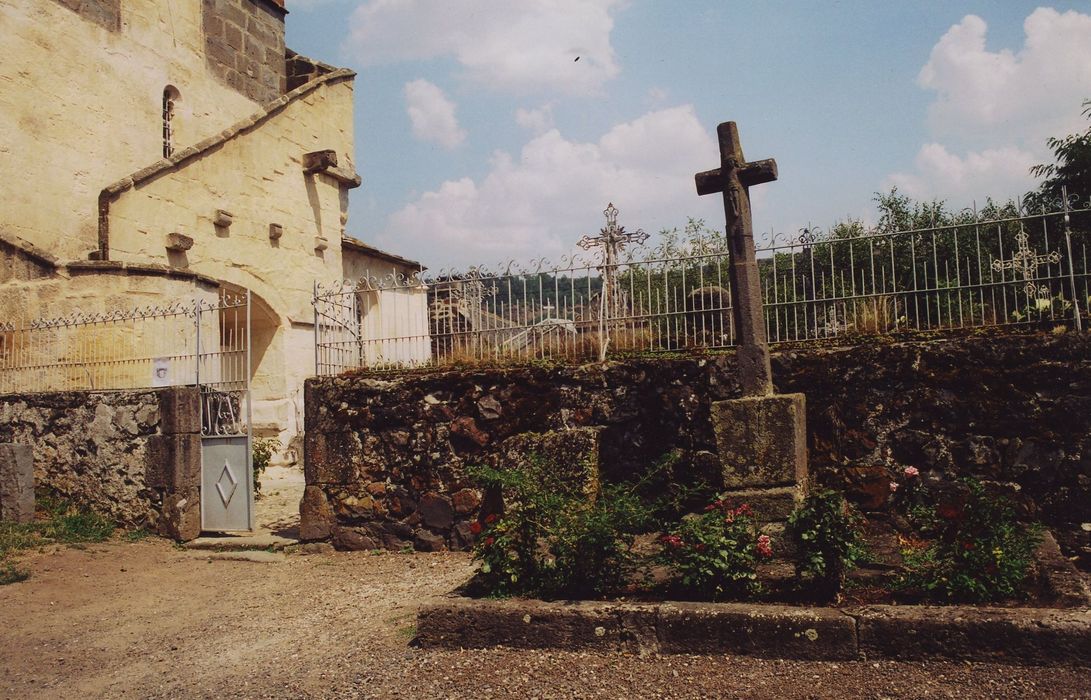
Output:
top-left (1, 540), bottom-right (1088, 699)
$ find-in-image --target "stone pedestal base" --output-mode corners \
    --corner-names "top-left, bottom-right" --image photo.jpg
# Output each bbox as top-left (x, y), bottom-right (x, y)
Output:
top-left (0, 443), bottom-right (34, 524)
top-left (711, 393), bottom-right (808, 522)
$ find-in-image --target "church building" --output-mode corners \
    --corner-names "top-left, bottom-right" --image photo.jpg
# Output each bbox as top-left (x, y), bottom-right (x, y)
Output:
top-left (0, 0), bottom-right (422, 460)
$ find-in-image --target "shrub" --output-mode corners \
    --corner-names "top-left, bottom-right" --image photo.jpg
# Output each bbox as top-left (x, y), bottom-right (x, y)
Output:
top-left (251, 438), bottom-right (278, 495)
top-left (786, 488), bottom-right (865, 600)
top-left (897, 479), bottom-right (1041, 603)
top-left (469, 461), bottom-right (653, 599)
top-left (658, 499), bottom-right (770, 600)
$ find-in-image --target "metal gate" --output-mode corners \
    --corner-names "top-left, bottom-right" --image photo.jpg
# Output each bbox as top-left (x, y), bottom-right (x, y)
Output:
top-left (197, 291), bottom-right (254, 532)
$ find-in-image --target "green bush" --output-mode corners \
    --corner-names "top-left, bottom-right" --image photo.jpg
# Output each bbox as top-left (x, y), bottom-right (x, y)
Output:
top-left (469, 462), bottom-right (653, 599)
top-left (251, 438), bottom-right (278, 495)
top-left (658, 499), bottom-right (770, 600)
top-left (897, 479), bottom-right (1041, 603)
top-left (786, 488), bottom-right (865, 600)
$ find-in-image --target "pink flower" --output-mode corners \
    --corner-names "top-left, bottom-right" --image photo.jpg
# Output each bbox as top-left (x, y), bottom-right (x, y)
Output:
top-left (889, 481), bottom-right (899, 493)
top-left (756, 535), bottom-right (773, 558)
top-left (904, 466), bottom-right (920, 479)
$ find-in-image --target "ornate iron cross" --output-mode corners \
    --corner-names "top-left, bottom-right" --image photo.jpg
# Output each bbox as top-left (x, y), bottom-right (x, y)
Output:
top-left (991, 231), bottom-right (1060, 298)
top-left (695, 121), bottom-right (778, 397)
top-left (578, 203), bottom-right (648, 339)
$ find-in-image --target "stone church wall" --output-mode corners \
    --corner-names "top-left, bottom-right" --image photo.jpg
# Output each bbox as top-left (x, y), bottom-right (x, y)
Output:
top-left (202, 0), bottom-right (287, 104)
top-left (1, 0), bottom-right (264, 259)
top-left (0, 386), bottom-right (203, 539)
top-left (302, 331), bottom-right (1091, 552)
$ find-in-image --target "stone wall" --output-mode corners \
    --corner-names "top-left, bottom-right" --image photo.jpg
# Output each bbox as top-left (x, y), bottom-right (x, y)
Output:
top-left (303, 331), bottom-right (1091, 551)
top-left (0, 387), bottom-right (202, 538)
top-left (50, 0), bottom-right (120, 32)
top-left (202, 0), bottom-right (287, 103)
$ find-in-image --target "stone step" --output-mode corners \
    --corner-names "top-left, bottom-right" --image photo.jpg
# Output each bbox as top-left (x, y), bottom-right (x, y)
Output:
top-left (183, 533), bottom-right (297, 552)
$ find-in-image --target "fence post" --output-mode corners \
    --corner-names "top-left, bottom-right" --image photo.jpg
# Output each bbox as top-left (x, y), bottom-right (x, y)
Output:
top-left (1061, 186), bottom-right (1083, 333)
top-left (313, 280), bottom-right (320, 376)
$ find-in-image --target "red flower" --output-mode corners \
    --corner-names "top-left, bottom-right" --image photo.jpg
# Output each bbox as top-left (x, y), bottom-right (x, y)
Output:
top-left (484, 536), bottom-right (495, 546)
top-left (694, 543), bottom-right (706, 552)
top-left (484, 513), bottom-right (498, 524)
top-left (962, 541), bottom-right (974, 550)
top-left (660, 534), bottom-right (683, 549)
top-left (470, 521), bottom-right (483, 535)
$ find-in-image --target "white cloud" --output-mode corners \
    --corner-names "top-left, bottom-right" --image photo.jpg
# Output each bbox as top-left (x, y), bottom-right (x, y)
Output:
top-left (376, 105), bottom-right (726, 267)
top-left (886, 8), bottom-right (1091, 205)
top-left (918, 8), bottom-right (1091, 144)
top-left (515, 105), bottom-right (554, 134)
top-left (884, 143), bottom-right (1038, 203)
top-left (404, 79), bottom-right (466, 149)
top-left (343, 0), bottom-right (623, 94)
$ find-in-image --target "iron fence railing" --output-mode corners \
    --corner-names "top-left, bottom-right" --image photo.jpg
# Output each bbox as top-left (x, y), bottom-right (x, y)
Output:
top-left (313, 193), bottom-right (1091, 374)
top-left (0, 291), bottom-right (250, 396)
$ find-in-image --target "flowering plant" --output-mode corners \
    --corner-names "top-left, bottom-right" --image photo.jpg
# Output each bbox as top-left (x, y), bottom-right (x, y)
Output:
top-left (468, 461), bottom-right (653, 599)
top-left (658, 498), bottom-right (769, 600)
top-left (786, 488), bottom-right (866, 601)
top-left (897, 478), bottom-right (1041, 603)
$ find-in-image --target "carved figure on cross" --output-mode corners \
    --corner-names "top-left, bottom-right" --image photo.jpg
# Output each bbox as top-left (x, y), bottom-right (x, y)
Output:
top-left (578, 203), bottom-right (648, 336)
top-left (695, 122), bottom-right (778, 397)
top-left (991, 230), bottom-right (1061, 299)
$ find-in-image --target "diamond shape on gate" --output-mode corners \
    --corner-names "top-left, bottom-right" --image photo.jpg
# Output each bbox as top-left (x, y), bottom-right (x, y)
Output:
top-left (215, 461), bottom-right (239, 507)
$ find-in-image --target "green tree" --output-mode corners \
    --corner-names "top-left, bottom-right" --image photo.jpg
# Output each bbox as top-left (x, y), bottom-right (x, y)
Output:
top-left (1030, 99), bottom-right (1091, 203)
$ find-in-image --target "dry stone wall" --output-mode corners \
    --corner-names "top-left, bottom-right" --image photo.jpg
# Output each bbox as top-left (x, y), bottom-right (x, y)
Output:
top-left (303, 331), bottom-right (1091, 553)
top-left (0, 387), bottom-right (202, 538)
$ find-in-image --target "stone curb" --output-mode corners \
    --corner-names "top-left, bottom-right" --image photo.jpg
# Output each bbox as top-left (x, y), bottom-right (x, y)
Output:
top-left (416, 596), bottom-right (1091, 665)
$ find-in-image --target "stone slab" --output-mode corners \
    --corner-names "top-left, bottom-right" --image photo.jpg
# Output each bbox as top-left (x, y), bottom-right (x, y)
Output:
top-left (656, 602), bottom-right (857, 660)
top-left (711, 393), bottom-right (807, 488)
top-left (184, 533), bottom-right (296, 551)
top-left (200, 550), bottom-right (286, 564)
top-left (851, 605), bottom-right (1091, 665)
top-left (0, 443), bottom-right (34, 524)
top-left (722, 486), bottom-right (802, 522)
top-left (417, 595), bottom-right (1091, 664)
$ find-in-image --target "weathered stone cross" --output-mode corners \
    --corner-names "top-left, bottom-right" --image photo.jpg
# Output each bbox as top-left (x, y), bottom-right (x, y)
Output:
top-left (695, 121), bottom-right (777, 397)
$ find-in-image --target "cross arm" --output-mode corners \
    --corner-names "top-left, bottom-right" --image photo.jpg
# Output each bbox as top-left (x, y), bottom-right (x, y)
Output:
top-left (694, 158), bottom-right (778, 196)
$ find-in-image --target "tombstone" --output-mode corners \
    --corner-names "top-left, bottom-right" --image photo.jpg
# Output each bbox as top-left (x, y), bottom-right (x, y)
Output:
top-left (695, 122), bottom-right (807, 520)
top-left (0, 443), bottom-right (34, 524)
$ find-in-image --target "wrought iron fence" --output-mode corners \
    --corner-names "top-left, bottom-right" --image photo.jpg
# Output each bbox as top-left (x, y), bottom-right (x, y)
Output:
top-left (0, 291), bottom-right (250, 396)
top-left (313, 193), bottom-right (1091, 374)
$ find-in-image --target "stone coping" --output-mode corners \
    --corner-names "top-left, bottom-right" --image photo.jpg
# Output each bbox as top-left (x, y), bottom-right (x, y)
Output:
top-left (416, 595), bottom-right (1091, 665)
top-left (0, 230), bottom-right (60, 269)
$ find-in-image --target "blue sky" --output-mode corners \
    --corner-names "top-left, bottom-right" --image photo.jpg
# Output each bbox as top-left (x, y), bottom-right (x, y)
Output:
top-left (284, 1), bottom-right (1091, 268)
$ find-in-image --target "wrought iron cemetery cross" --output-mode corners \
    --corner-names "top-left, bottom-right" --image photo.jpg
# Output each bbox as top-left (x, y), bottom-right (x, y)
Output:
top-left (991, 230), bottom-right (1061, 299)
top-left (578, 203), bottom-right (648, 344)
top-left (695, 121), bottom-right (778, 396)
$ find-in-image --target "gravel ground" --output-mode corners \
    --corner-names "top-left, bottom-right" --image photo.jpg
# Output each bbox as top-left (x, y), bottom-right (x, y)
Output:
top-left (0, 538), bottom-right (1088, 700)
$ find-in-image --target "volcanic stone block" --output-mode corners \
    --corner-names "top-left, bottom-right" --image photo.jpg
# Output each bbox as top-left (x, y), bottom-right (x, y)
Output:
top-left (161, 487), bottom-right (201, 541)
top-left (491, 427), bottom-right (602, 499)
top-left (145, 433), bottom-right (202, 490)
top-left (0, 443), bottom-right (34, 524)
top-left (711, 393), bottom-right (807, 488)
top-left (298, 485), bottom-right (334, 541)
top-left (158, 386), bottom-right (200, 435)
top-left (722, 486), bottom-right (802, 522)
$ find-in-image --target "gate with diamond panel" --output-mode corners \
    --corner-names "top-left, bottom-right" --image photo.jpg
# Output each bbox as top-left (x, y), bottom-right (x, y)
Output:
top-left (197, 291), bottom-right (254, 532)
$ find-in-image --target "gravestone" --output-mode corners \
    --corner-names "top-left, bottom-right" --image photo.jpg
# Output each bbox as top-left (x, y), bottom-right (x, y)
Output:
top-left (695, 122), bottom-right (807, 519)
top-left (0, 443), bottom-right (34, 524)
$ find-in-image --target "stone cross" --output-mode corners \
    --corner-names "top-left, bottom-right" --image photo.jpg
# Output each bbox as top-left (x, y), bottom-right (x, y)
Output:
top-left (695, 122), bottom-right (778, 397)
